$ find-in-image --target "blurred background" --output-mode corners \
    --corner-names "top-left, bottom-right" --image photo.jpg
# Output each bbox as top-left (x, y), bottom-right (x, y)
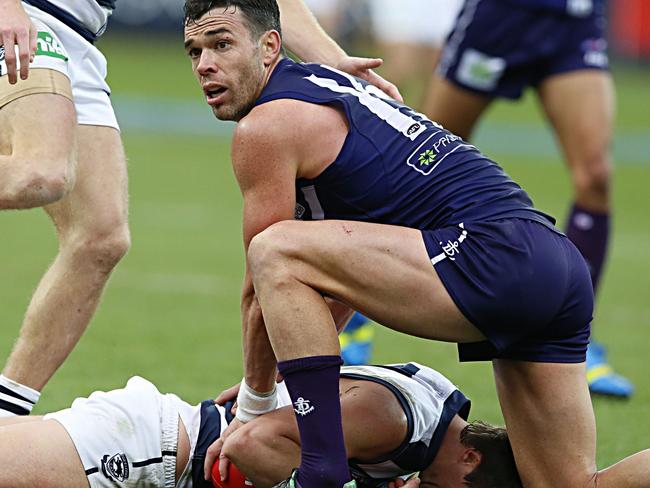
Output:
top-left (1, 0), bottom-right (649, 470)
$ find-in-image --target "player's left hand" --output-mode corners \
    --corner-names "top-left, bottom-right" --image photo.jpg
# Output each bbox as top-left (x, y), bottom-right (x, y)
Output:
top-left (334, 56), bottom-right (403, 102)
top-left (204, 417), bottom-right (245, 481)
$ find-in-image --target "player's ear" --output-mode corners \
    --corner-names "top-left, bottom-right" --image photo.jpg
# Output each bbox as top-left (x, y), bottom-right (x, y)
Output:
top-left (260, 30), bottom-right (282, 65)
top-left (461, 447), bottom-right (482, 469)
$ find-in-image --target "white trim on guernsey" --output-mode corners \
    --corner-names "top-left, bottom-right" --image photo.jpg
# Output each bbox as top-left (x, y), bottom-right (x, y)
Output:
top-left (301, 185), bottom-right (325, 220)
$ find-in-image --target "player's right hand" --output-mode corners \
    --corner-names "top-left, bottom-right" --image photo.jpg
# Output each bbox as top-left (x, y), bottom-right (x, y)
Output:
top-left (204, 418), bottom-right (245, 481)
top-left (0, 1), bottom-right (38, 84)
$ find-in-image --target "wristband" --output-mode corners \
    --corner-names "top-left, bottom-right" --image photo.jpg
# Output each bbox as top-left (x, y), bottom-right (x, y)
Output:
top-left (235, 378), bottom-right (278, 423)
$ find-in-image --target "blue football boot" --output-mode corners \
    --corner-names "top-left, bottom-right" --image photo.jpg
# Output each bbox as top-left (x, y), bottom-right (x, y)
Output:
top-left (586, 341), bottom-right (634, 398)
top-left (340, 313), bottom-right (374, 366)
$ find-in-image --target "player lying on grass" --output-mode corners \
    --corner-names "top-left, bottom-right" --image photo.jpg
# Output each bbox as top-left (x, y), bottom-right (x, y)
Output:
top-left (0, 363), bottom-right (520, 488)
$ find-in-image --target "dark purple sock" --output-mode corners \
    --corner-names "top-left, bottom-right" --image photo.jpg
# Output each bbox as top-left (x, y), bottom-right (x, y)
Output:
top-left (565, 203), bottom-right (610, 293)
top-left (277, 355), bottom-right (350, 488)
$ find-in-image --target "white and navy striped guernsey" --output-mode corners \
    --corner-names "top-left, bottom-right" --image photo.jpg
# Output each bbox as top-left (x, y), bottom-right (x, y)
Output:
top-left (341, 363), bottom-right (471, 486)
top-left (23, 0), bottom-right (115, 42)
top-left (189, 364), bottom-right (469, 487)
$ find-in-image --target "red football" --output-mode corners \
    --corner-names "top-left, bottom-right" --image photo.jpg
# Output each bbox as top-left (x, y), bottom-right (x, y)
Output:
top-left (211, 459), bottom-right (251, 488)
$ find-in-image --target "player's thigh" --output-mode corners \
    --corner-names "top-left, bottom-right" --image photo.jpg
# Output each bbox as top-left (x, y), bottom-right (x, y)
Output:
top-left (421, 74), bottom-right (491, 140)
top-left (45, 124), bottom-right (128, 236)
top-left (537, 70), bottom-right (614, 167)
top-left (253, 219), bottom-right (483, 343)
top-left (0, 84), bottom-right (76, 166)
top-left (0, 419), bottom-right (89, 488)
top-left (492, 359), bottom-right (597, 488)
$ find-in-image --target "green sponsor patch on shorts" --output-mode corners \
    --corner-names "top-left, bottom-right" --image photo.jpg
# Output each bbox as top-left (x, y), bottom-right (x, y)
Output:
top-left (35, 31), bottom-right (68, 61)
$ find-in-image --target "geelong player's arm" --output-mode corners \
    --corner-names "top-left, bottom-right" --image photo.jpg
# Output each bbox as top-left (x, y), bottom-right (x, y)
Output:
top-left (0, 0), bottom-right (38, 83)
top-left (275, 0), bottom-right (402, 101)
top-left (232, 108), bottom-right (301, 394)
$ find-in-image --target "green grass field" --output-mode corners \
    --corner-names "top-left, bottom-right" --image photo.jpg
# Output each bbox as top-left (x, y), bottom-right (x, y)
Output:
top-left (1, 34), bottom-right (649, 469)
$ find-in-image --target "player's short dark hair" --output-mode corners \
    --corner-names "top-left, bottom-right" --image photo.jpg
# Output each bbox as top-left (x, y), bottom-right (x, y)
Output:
top-left (461, 421), bottom-right (522, 488)
top-left (183, 0), bottom-right (282, 39)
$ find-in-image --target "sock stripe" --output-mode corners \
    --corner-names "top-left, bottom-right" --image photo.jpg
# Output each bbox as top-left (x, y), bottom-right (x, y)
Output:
top-left (0, 392), bottom-right (34, 412)
top-left (0, 398), bottom-right (30, 416)
top-left (0, 384), bottom-right (36, 404)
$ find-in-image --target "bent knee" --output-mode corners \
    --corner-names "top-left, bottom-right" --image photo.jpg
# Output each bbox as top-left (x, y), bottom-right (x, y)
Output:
top-left (571, 153), bottom-right (612, 204)
top-left (248, 221), bottom-right (298, 277)
top-left (67, 225), bottom-right (131, 271)
top-left (0, 160), bottom-right (74, 209)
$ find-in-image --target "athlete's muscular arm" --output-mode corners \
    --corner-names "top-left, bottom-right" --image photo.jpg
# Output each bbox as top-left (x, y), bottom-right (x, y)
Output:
top-left (223, 379), bottom-right (409, 486)
top-left (234, 112), bottom-right (301, 395)
top-left (276, 0), bottom-right (402, 102)
top-left (0, 0), bottom-right (38, 84)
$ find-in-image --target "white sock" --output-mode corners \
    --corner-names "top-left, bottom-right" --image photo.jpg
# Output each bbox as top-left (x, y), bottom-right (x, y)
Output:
top-left (0, 375), bottom-right (40, 416)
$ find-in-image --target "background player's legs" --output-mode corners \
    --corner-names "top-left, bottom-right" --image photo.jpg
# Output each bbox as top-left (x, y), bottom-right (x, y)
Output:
top-left (247, 220), bottom-right (483, 487)
top-left (0, 91), bottom-right (77, 209)
top-left (3, 125), bottom-right (130, 395)
top-left (421, 74), bottom-right (492, 140)
top-left (0, 418), bottom-right (89, 487)
top-left (537, 70), bottom-right (632, 397)
top-left (493, 359), bottom-right (650, 487)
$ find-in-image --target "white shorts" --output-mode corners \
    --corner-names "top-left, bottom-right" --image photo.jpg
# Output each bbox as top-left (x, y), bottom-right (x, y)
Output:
top-left (370, 0), bottom-right (463, 47)
top-left (45, 376), bottom-right (186, 488)
top-left (0, 3), bottom-right (118, 129)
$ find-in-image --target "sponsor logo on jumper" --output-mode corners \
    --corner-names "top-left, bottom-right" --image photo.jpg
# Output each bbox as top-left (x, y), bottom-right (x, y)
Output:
top-left (407, 123), bottom-right (421, 136)
top-left (582, 38), bottom-right (608, 68)
top-left (439, 223), bottom-right (468, 261)
top-left (101, 453), bottom-right (130, 482)
top-left (418, 149), bottom-right (437, 167)
top-left (407, 131), bottom-right (472, 176)
top-left (457, 49), bottom-right (506, 91)
top-left (35, 32), bottom-right (68, 61)
top-left (293, 397), bottom-right (315, 416)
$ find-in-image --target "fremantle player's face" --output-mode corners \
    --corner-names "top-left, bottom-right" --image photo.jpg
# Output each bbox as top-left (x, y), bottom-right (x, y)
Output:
top-left (184, 8), bottom-right (266, 121)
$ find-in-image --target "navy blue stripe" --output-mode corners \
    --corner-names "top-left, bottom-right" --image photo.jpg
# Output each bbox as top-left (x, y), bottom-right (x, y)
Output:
top-left (85, 467), bottom-right (99, 475)
top-left (0, 384), bottom-right (34, 404)
top-left (132, 457), bottom-right (163, 468)
top-left (375, 363), bottom-right (421, 378)
top-left (0, 398), bottom-right (30, 415)
top-left (24, 0), bottom-right (98, 43)
top-left (191, 400), bottom-right (223, 488)
top-left (96, 0), bottom-right (116, 9)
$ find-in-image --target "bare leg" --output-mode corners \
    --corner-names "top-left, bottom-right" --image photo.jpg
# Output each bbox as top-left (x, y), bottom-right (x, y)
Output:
top-left (0, 90), bottom-right (76, 209)
top-left (493, 360), bottom-right (597, 487)
top-left (248, 219), bottom-right (485, 362)
top-left (3, 125), bottom-right (130, 390)
top-left (538, 70), bottom-right (614, 213)
top-left (421, 74), bottom-right (492, 140)
top-left (0, 418), bottom-right (89, 487)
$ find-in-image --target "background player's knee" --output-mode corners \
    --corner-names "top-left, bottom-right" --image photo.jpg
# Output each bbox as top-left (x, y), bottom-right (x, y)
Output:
top-left (570, 152), bottom-right (612, 210)
top-left (0, 155), bottom-right (75, 209)
top-left (62, 224), bottom-right (131, 275)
